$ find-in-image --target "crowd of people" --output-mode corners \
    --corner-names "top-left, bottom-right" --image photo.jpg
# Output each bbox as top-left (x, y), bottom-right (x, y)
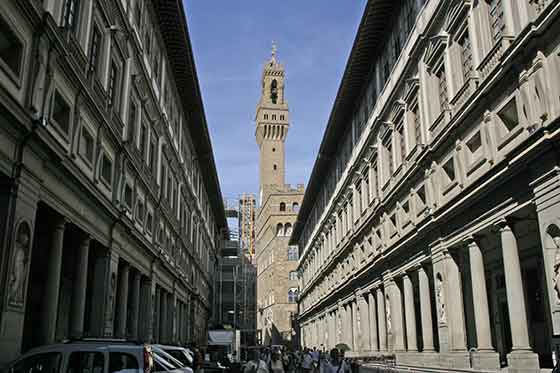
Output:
top-left (242, 347), bottom-right (353, 373)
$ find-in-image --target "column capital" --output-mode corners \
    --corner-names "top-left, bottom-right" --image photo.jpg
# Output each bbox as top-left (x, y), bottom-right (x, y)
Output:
top-left (53, 216), bottom-right (68, 230)
top-left (494, 218), bottom-right (514, 232)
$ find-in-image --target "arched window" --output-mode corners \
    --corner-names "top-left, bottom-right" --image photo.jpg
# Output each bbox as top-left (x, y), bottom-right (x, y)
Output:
top-left (276, 223), bottom-right (284, 236)
top-left (280, 202), bottom-right (286, 212)
top-left (270, 79), bottom-right (278, 104)
top-left (288, 288), bottom-right (298, 303)
top-left (284, 223), bottom-right (292, 237)
top-left (292, 202), bottom-right (299, 212)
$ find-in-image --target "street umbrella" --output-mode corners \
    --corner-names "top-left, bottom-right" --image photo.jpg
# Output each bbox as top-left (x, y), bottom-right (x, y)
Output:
top-left (335, 343), bottom-right (351, 352)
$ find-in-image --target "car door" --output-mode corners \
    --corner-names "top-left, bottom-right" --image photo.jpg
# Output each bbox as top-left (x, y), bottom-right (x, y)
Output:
top-left (9, 352), bottom-right (63, 373)
top-left (66, 351), bottom-right (105, 373)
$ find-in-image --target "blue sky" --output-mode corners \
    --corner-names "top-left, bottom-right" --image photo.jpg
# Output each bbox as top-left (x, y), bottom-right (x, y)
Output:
top-left (183, 1), bottom-right (366, 200)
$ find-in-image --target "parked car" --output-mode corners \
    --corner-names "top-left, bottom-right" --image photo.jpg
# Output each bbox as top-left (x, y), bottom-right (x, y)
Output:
top-left (151, 346), bottom-right (193, 368)
top-left (1, 338), bottom-right (185, 373)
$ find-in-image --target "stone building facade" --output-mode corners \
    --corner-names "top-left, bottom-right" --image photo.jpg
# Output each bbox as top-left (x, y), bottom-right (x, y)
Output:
top-left (255, 49), bottom-right (303, 346)
top-left (291, 0), bottom-right (560, 372)
top-left (0, 0), bottom-right (226, 363)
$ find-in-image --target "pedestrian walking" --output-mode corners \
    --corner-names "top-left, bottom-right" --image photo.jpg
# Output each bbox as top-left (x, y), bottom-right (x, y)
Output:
top-left (244, 349), bottom-right (269, 373)
top-left (270, 350), bottom-right (285, 373)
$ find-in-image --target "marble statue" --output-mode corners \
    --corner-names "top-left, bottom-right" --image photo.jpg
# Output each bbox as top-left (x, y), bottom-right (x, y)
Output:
top-left (436, 273), bottom-right (446, 322)
top-left (8, 223), bottom-right (30, 306)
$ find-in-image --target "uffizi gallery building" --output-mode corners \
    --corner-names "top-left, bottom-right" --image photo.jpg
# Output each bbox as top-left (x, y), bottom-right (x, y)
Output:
top-left (0, 0), bottom-right (227, 363)
top-left (291, 1), bottom-right (560, 372)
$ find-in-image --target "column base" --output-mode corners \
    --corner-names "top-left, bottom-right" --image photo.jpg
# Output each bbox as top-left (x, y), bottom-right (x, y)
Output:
top-left (470, 350), bottom-right (500, 371)
top-left (506, 350), bottom-right (539, 373)
top-left (440, 351), bottom-right (471, 369)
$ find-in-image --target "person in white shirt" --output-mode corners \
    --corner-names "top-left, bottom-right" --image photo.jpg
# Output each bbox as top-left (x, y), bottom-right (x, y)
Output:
top-left (244, 350), bottom-right (269, 373)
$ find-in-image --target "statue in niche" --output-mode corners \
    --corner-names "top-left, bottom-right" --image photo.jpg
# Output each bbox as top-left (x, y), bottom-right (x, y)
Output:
top-left (106, 272), bottom-right (116, 322)
top-left (8, 223), bottom-right (31, 307)
top-left (553, 238), bottom-right (560, 303)
top-left (436, 273), bottom-right (446, 323)
top-left (385, 295), bottom-right (392, 334)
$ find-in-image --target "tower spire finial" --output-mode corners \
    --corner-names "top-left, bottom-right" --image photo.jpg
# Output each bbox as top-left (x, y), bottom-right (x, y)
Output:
top-left (271, 40), bottom-right (277, 63)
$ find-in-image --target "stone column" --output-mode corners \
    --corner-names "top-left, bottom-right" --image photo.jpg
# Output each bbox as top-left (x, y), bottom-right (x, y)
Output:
top-left (160, 290), bottom-right (168, 343)
top-left (43, 216), bottom-right (66, 344)
top-left (352, 300), bottom-right (359, 351)
top-left (376, 287), bottom-right (387, 351)
top-left (466, 237), bottom-right (500, 370)
top-left (417, 266), bottom-right (434, 351)
top-left (129, 270), bottom-right (141, 340)
top-left (368, 291), bottom-right (378, 351)
top-left (70, 235), bottom-right (90, 338)
top-left (358, 294), bottom-right (370, 352)
top-left (403, 274), bottom-right (417, 352)
top-left (388, 280), bottom-right (405, 352)
top-left (115, 262), bottom-right (130, 338)
top-left (496, 220), bottom-right (539, 369)
top-left (445, 251), bottom-right (467, 352)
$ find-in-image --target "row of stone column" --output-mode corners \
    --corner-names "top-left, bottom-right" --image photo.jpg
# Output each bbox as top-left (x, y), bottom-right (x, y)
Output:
top-left (301, 219), bottom-right (537, 369)
top-left (40, 214), bottom-right (195, 346)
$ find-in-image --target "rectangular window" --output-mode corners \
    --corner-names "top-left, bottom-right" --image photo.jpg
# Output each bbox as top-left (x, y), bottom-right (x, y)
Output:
top-left (123, 183), bottom-right (133, 209)
top-left (128, 100), bottom-right (137, 141)
top-left (100, 153), bottom-right (113, 187)
top-left (0, 14), bottom-right (24, 78)
top-left (466, 130), bottom-right (482, 161)
top-left (68, 351), bottom-right (104, 373)
top-left (412, 103), bottom-right (421, 146)
top-left (459, 31), bottom-right (473, 83)
top-left (146, 212), bottom-right (153, 235)
top-left (135, 0), bottom-right (143, 27)
top-left (288, 246), bottom-right (298, 261)
top-left (108, 61), bottom-right (119, 107)
top-left (385, 139), bottom-right (394, 176)
top-left (51, 90), bottom-right (71, 136)
top-left (79, 125), bottom-right (94, 164)
top-left (442, 158), bottom-right (456, 182)
top-left (398, 124), bottom-right (406, 162)
top-left (89, 24), bottom-right (101, 75)
top-left (62, 0), bottom-right (80, 33)
top-left (497, 99), bottom-right (519, 132)
top-left (417, 185), bottom-right (426, 207)
top-left (136, 199), bottom-right (144, 223)
top-left (489, 0), bottom-right (505, 42)
top-left (144, 28), bottom-right (151, 56)
top-left (149, 135), bottom-right (157, 175)
top-left (436, 65), bottom-right (448, 112)
top-left (139, 123), bottom-right (148, 159)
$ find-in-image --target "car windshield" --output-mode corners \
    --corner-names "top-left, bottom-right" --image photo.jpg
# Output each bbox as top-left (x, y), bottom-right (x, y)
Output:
top-left (152, 350), bottom-right (184, 369)
top-left (164, 351), bottom-right (191, 368)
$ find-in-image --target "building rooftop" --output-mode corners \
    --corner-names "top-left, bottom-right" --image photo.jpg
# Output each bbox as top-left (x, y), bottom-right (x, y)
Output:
top-left (153, 0), bottom-right (227, 233)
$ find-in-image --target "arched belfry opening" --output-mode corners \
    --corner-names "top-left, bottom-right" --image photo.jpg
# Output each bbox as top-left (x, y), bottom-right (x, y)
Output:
top-left (270, 79), bottom-right (278, 104)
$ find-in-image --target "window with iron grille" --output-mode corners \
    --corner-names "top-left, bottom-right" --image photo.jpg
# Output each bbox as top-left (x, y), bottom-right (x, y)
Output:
top-left (436, 65), bottom-right (448, 112)
top-left (489, 0), bottom-right (505, 43)
top-left (62, 0), bottom-right (80, 33)
top-left (459, 31), bottom-right (473, 83)
top-left (89, 24), bottom-right (101, 74)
